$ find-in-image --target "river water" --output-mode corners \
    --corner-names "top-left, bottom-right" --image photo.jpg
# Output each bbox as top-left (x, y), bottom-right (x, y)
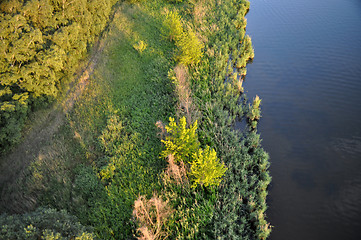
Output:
top-left (243, 0), bottom-right (361, 239)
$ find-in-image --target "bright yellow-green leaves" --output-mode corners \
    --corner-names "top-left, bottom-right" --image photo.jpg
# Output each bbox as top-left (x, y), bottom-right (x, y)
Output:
top-left (163, 11), bottom-right (184, 42)
top-left (161, 116), bottom-right (226, 189)
top-left (175, 29), bottom-right (204, 66)
top-left (133, 40), bottom-right (148, 54)
top-left (161, 117), bottom-right (200, 162)
top-left (162, 11), bottom-right (203, 66)
top-left (190, 146), bottom-right (227, 189)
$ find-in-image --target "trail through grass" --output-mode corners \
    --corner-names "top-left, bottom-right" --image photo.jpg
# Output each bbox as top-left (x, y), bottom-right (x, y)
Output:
top-left (66, 3), bottom-right (176, 238)
top-left (0, 2), bottom-right (176, 238)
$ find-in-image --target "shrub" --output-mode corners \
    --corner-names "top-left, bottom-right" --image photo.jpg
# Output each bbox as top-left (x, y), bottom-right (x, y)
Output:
top-left (175, 30), bottom-right (204, 66)
top-left (162, 10), bottom-right (184, 41)
top-left (165, 0), bottom-right (185, 3)
top-left (162, 11), bottom-right (203, 65)
top-left (190, 146), bottom-right (227, 189)
top-left (163, 178), bottom-right (215, 240)
top-left (0, 91), bottom-right (29, 153)
top-left (98, 114), bottom-right (126, 156)
top-left (161, 116), bottom-right (200, 163)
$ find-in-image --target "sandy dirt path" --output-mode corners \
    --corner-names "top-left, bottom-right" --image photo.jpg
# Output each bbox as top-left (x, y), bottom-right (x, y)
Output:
top-left (0, 26), bottom-right (107, 214)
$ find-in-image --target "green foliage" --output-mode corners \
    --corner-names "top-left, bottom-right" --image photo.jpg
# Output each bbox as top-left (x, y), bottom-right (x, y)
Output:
top-left (161, 116), bottom-right (200, 162)
top-left (165, 0), bottom-right (185, 3)
top-left (75, 233), bottom-right (96, 240)
top-left (0, 0), bottom-right (118, 152)
top-left (190, 146), bottom-right (227, 189)
top-left (0, 0), bottom-right (271, 239)
top-left (66, 4), bottom-right (176, 238)
top-left (162, 10), bottom-right (184, 41)
top-left (0, 91), bottom-right (29, 152)
top-left (98, 114), bottom-right (127, 157)
top-left (0, 208), bottom-right (94, 240)
top-left (72, 165), bottom-right (107, 224)
top-left (247, 95), bottom-right (262, 128)
top-left (162, 10), bottom-right (203, 65)
top-left (163, 176), bottom-right (215, 239)
top-left (133, 40), bottom-right (148, 54)
top-left (41, 230), bottom-right (62, 240)
top-left (175, 29), bottom-right (204, 66)
top-left (186, 0), bottom-right (271, 238)
top-left (158, 116), bottom-right (224, 238)
top-left (126, 0), bottom-right (143, 3)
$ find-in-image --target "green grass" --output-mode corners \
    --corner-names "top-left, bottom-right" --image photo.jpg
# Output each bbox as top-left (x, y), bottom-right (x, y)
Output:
top-left (0, 0), bottom-right (271, 239)
top-left (64, 3), bottom-right (177, 239)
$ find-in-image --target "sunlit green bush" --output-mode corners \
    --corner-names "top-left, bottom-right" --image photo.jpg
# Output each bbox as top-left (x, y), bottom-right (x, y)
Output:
top-left (162, 10), bottom-right (184, 41)
top-left (190, 146), bottom-right (227, 189)
top-left (175, 29), bottom-right (204, 66)
top-left (162, 11), bottom-right (203, 65)
top-left (161, 116), bottom-right (200, 162)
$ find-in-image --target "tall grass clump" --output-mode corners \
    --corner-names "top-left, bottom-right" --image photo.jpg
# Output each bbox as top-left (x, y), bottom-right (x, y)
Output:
top-left (163, 10), bottom-right (184, 41)
top-left (175, 29), bottom-right (204, 66)
top-left (0, 208), bottom-right (94, 239)
top-left (247, 95), bottom-right (262, 129)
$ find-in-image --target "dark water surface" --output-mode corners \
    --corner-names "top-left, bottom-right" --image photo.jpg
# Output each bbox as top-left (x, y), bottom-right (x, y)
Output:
top-left (243, 0), bottom-right (361, 239)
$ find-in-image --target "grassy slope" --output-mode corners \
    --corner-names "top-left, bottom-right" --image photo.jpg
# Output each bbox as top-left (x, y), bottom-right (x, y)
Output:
top-left (65, 3), bottom-right (176, 239)
top-left (1, 1), bottom-right (176, 238)
top-left (0, 0), bottom-right (271, 239)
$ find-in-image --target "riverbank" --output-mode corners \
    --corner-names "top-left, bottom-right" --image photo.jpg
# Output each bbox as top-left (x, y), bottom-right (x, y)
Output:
top-left (0, 0), bottom-right (271, 239)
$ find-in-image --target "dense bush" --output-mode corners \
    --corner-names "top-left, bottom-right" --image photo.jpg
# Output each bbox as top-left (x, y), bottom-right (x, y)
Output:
top-left (175, 29), bottom-right (204, 66)
top-left (190, 146), bottom-right (227, 189)
top-left (0, 0), bottom-right (118, 152)
top-left (162, 10), bottom-right (184, 41)
top-left (161, 116), bottom-right (226, 190)
top-left (161, 116), bottom-right (200, 163)
top-left (162, 11), bottom-right (203, 65)
top-left (161, 155), bottom-right (215, 239)
top-left (164, 182), bottom-right (215, 239)
top-left (0, 91), bottom-right (28, 153)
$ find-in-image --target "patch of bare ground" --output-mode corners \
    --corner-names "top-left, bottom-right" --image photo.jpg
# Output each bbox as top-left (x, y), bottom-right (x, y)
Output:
top-left (0, 16), bottom-right (113, 214)
top-left (172, 64), bottom-right (199, 125)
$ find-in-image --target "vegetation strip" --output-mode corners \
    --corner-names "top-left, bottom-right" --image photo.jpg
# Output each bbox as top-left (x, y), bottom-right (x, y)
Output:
top-left (132, 0), bottom-right (271, 239)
